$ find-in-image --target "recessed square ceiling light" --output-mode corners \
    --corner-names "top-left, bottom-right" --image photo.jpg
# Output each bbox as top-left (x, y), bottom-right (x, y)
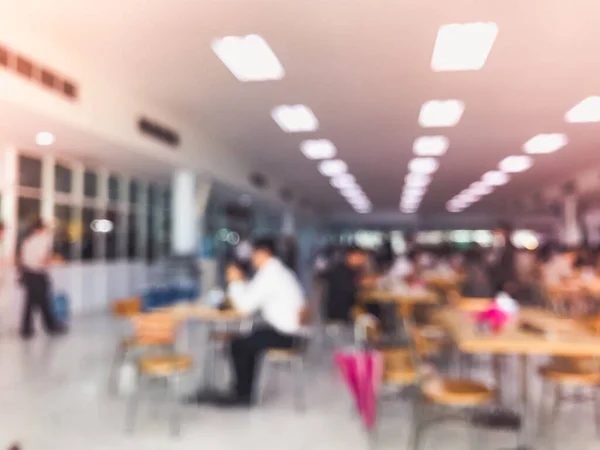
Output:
top-left (408, 157), bottom-right (439, 174)
top-left (272, 105), bottom-right (319, 133)
top-left (331, 174), bottom-right (356, 189)
top-left (412, 136), bottom-right (449, 156)
top-left (431, 22), bottom-right (498, 72)
top-left (471, 184), bottom-right (493, 196)
top-left (405, 173), bottom-right (431, 187)
top-left (403, 186), bottom-right (427, 196)
top-left (212, 35), bottom-right (284, 82)
top-left (523, 133), bottom-right (568, 154)
top-left (419, 100), bottom-right (465, 127)
top-left (341, 186), bottom-right (363, 197)
top-left (318, 159), bottom-right (347, 176)
top-left (499, 155), bottom-right (533, 173)
top-left (482, 170), bottom-right (510, 186)
top-left (565, 96), bottom-right (600, 123)
top-left (300, 139), bottom-right (337, 159)
top-left (36, 131), bottom-right (55, 146)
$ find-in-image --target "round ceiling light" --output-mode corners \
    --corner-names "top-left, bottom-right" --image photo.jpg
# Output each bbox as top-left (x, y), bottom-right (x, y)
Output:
top-left (498, 155), bottom-right (533, 173)
top-left (408, 157), bottom-right (439, 175)
top-left (482, 170), bottom-right (509, 186)
top-left (36, 132), bottom-right (55, 146)
top-left (318, 159), bottom-right (348, 176)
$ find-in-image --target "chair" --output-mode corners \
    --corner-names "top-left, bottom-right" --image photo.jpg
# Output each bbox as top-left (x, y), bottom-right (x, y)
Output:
top-left (108, 296), bottom-right (163, 396)
top-left (536, 358), bottom-right (600, 447)
top-left (256, 305), bottom-right (312, 411)
top-left (403, 316), bottom-right (494, 450)
top-left (125, 312), bottom-right (192, 436)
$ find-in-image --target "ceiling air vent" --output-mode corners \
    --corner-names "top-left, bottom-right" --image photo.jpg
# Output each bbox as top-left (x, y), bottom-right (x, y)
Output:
top-left (0, 42), bottom-right (78, 101)
top-left (138, 117), bottom-right (180, 148)
top-left (249, 172), bottom-right (268, 189)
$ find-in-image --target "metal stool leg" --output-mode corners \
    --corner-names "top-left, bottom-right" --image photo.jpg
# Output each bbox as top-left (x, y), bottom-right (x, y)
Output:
top-left (257, 358), bottom-right (271, 405)
top-left (125, 370), bottom-right (144, 434)
top-left (169, 374), bottom-right (181, 437)
top-left (536, 379), bottom-right (551, 440)
top-left (108, 343), bottom-right (128, 396)
top-left (292, 356), bottom-right (306, 412)
top-left (594, 387), bottom-right (600, 439)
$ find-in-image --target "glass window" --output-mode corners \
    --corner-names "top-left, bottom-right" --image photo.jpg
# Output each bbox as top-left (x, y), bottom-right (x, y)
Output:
top-left (104, 209), bottom-right (118, 260)
top-left (163, 189), bottom-right (171, 255)
top-left (18, 155), bottom-right (42, 189)
top-left (108, 175), bottom-right (120, 203)
top-left (53, 204), bottom-right (75, 260)
top-left (84, 170), bottom-right (98, 198)
top-left (129, 180), bottom-right (139, 205)
top-left (17, 197), bottom-right (41, 256)
top-left (147, 184), bottom-right (157, 207)
top-left (55, 164), bottom-right (72, 193)
top-left (127, 212), bottom-right (139, 259)
top-left (81, 207), bottom-right (97, 260)
top-left (146, 211), bottom-right (156, 263)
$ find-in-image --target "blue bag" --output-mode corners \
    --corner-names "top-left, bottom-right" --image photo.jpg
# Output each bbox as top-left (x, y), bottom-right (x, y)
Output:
top-left (53, 292), bottom-right (70, 324)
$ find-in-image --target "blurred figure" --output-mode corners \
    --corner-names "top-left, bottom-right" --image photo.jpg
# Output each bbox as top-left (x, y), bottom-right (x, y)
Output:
top-left (462, 248), bottom-right (493, 298)
top-left (388, 250), bottom-right (419, 287)
top-left (19, 218), bottom-right (65, 339)
top-left (221, 237), bottom-right (305, 407)
top-left (234, 232), bottom-right (253, 274)
top-left (324, 246), bottom-right (367, 324)
top-left (489, 222), bottom-right (518, 295)
top-left (375, 233), bottom-right (394, 272)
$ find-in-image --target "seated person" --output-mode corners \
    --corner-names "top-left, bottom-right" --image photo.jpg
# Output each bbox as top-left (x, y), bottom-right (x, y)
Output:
top-left (387, 250), bottom-right (420, 288)
top-left (220, 237), bottom-right (305, 408)
top-left (324, 246), bottom-right (367, 324)
top-left (462, 248), bottom-right (493, 298)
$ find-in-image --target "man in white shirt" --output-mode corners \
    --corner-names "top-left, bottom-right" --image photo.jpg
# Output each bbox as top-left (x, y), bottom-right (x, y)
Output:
top-left (19, 218), bottom-right (64, 339)
top-left (220, 237), bottom-right (305, 407)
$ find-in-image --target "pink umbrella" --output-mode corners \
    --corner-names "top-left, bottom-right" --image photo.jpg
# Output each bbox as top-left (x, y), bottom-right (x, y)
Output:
top-left (335, 349), bottom-right (383, 430)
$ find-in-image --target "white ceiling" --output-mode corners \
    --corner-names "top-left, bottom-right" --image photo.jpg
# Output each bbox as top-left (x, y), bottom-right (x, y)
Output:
top-left (3, 0), bottom-right (600, 214)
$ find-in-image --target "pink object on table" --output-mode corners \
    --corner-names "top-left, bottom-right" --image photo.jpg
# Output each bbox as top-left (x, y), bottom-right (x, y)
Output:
top-left (334, 349), bottom-right (383, 430)
top-left (475, 306), bottom-right (509, 333)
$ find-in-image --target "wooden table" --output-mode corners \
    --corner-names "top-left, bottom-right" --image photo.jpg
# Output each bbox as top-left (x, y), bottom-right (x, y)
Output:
top-left (438, 307), bottom-right (600, 448)
top-left (159, 303), bottom-right (245, 322)
top-left (439, 307), bottom-right (600, 357)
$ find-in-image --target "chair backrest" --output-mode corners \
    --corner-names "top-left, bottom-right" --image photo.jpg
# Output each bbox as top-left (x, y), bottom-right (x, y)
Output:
top-left (132, 312), bottom-right (178, 345)
top-left (111, 296), bottom-right (142, 318)
top-left (401, 316), bottom-right (431, 389)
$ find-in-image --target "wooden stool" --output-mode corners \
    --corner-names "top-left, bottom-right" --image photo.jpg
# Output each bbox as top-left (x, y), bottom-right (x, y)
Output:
top-left (537, 359), bottom-right (600, 446)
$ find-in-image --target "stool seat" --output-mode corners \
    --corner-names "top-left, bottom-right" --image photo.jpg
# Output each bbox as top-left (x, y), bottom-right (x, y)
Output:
top-left (265, 348), bottom-right (302, 360)
top-left (423, 378), bottom-right (494, 406)
top-left (539, 364), bottom-right (600, 386)
top-left (139, 354), bottom-right (193, 376)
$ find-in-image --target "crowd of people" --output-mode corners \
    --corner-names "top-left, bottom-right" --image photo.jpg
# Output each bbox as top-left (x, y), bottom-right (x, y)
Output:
top-left (318, 223), bottom-right (600, 324)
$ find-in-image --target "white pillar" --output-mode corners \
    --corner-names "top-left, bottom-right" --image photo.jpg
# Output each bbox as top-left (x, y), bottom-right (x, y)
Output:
top-left (561, 194), bottom-right (582, 248)
top-left (171, 170), bottom-right (197, 256)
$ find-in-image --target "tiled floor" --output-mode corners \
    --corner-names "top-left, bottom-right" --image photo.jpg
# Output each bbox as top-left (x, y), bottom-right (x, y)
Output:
top-left (0, 317), bottom-right (597, 449)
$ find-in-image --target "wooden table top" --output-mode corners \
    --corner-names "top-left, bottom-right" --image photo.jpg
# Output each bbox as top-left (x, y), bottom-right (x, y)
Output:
top-left (438, 307), bottom-right (600, 357)
top-left (360, 289), bottom-right (439, 305)
top-left (156, 303), bottom-right (246, 322)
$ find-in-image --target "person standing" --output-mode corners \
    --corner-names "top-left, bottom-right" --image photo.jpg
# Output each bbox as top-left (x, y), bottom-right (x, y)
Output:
top-left (220, 237), bottom-right (305, 407)
top-left (19, 218), bottom-right (65, 339)
top-left (490, 222), bottom-right (518, 296)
